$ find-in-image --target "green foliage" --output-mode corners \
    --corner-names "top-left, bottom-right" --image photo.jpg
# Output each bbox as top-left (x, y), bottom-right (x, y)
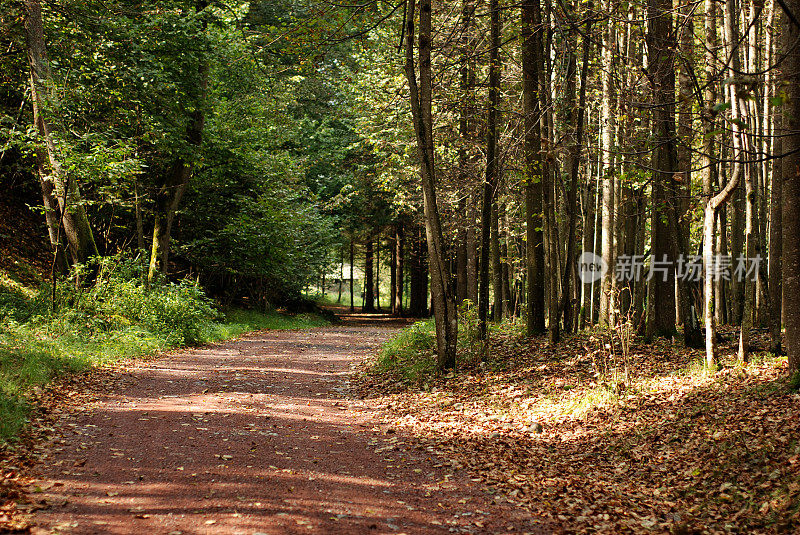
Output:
top-left (457, 300), bottom-right (483, 365)
top-left (0, 253), bottom-right (331, 443)
top-left (29, 255), bottom-right (219, 346)
top-left (790, 370), bottom-right (800, 392)
top-left (373, 320), bottom-right (437, 386)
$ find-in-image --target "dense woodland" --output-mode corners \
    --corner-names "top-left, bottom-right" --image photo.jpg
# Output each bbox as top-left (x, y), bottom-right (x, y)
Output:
top-left (2, 0), bottom-right (800, 379)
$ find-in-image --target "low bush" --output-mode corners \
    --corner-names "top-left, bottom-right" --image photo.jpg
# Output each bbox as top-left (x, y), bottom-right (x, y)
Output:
top-left (0, 254), bottom-right (329, 443)
top-left (374, 319), bottom-right (437, 385)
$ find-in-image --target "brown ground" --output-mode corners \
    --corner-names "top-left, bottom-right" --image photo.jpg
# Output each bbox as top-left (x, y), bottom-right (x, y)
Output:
top-left (22, 311), bottom-right (543, 535)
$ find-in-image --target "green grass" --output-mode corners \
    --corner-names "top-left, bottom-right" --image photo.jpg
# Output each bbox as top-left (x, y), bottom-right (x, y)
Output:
top-left (0, 255), bottom-right (332, 445)
top-left (206, 308), bottom-right (330, 340)
top-left (0, 308), bottom-right (329, 444)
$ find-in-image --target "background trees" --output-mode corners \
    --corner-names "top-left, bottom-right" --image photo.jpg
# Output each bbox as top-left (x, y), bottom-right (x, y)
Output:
top-left (1, 0), bottom-right (798, 377)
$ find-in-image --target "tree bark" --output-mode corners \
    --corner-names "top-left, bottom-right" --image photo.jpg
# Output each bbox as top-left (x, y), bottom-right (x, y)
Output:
top-left (364, 238), bottom-right (375, 312)
top-left (769, 50), bottom-right (783, 356)
top-left (781, 0), bottom-right (800, 377)
top-left (466, 200), bottom-right (479, 304)
top-left (479, 0), bottom-right (502, 336)
top-left (556, 12), bottom-right (592, 338)
top-left (522, 0), bottom-right (546, 336)
top-left (702, 0), bottom-right (721, 364)
top-left (599, 0), bottom-right (617, 329)
top-left (25, 0), bottom-right (99, 274)
top-left (646, 0), bottom-right (678, 337)
top-left (390, 232), bottom-right (397, 313)
top-left (349, 239), bottom-right (355, 312)
top-left (404, 0), bottom-right (458, 368)
top-left (395, 224), bottom-right (405, 315)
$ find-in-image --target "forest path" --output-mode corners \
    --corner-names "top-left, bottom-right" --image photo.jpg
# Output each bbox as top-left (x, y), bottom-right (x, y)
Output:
top-left (28, 311), bottom-right (537, 535)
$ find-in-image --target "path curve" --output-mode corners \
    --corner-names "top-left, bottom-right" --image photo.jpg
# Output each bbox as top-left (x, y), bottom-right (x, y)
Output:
top-left (27, 312), bottom-right (536, 534)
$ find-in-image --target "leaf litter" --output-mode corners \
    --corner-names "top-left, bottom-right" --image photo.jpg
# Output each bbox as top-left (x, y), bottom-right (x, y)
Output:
top-left (358, 326), bottom-right (800, 533)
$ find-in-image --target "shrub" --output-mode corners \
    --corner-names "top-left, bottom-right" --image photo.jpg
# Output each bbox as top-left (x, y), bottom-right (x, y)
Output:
top-left (374, 319), bottom-right (437, 385)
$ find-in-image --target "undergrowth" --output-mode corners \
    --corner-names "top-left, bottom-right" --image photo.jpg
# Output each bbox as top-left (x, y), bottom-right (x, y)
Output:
top-left (0, 254), bottom-right (329, 443)
top-left (372, 301), bottom-right (519, 386)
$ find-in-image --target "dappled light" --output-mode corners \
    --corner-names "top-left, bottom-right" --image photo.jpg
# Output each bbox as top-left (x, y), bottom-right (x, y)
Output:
top-left (2, 0), bottom-right (800, 532)
top-left (21, 319), bottom-right (534, 533)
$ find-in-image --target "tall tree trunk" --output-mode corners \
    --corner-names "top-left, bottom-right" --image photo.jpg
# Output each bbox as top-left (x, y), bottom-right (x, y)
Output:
top-left (25, 0), bottom-right (99, 274)
top-left (769, 32), bottom-right (783, 355)
top-left (580, 158), bottom-right (596, 329)
top-left (338, 245), bottom-right (344, 304)
top-left (557, 12), bottom-right (592, 337)
top-left (364, 239), bottom-right (375, 312)
top-left (390, 232), bottom-right (397, 313)
top-left (456, 0), bottom-right (474, 307)
top-left (456, 199), bottom-right (468, 305)
top-left (491, 203), bottom-right (503, 321)
top-left (403, 0), bottom-right (458, 368)
top-left (522, 0), bottom-right (546, 335)
top-left (480, 0), bottom-right (501, 338)
top-left (647, 0), bottom-right (678, 337)
top-left (676, 2), bottom-right (703, 348)
top-left (350, 239), bottom-right (355, 312)
top-left (541, 9), bottom-right (559, 343)
top-left (148, 0), bottom-right (208, 281)
top-left (375, 238), bottom-right (381, 310)
top-left (395, 224), bottom-right (405, 316)
top-left (599, 0), bottom-right (617, 329)
top-left (501, 203), bottom-right (513, 318)
top-left (702, 0), bottom-right (722, 364)
top-left (781, 0), bottom-right (800, 377)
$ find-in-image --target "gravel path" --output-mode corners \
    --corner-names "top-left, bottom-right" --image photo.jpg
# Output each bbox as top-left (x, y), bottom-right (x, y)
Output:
top-left (27, 312), bottom-right (537, 534)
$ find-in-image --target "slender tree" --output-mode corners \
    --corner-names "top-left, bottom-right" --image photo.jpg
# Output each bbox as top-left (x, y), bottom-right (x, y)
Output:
top-left (781, 0), bottom-right (800, 377)
top-left (24, 0), bottom-right (99, 273)
top-left (403, 0), bottom-right (457, 368)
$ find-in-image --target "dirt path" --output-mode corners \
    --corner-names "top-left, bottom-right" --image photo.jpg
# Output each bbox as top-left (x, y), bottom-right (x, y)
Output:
top-left (25, 312), bottom-right (538, 535)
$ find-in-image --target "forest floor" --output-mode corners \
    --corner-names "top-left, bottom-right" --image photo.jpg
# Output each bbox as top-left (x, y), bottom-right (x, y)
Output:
top-left (359, 324), bottom-right (800, 534)
top-left (1, 310), bottom-right (541, 534)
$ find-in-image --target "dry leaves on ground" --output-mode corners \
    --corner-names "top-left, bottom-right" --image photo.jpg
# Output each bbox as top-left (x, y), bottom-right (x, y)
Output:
top-left (358, 328), bottom-right (800, 534)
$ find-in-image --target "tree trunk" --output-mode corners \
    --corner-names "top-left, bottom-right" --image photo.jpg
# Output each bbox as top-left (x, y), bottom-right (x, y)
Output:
top-left (557, 12), bottom-right (591, 337)
top-left (781, 0), bottom-right (800, 377)
top-left (364, 238), bottom-right (375, 312)
top-left (646, 0), bottom-right (678, 337)
top-left (599, 0), bottom-right (617, 329)
top-left (770, 63), bottom-right (783, 356)
top-left (149, 159), bottom-right (192, 280)
top-left (25, 0), bottom-right (99, 274)
top-left (479, 0), bottom-right (501, 338)
top-left (148, 0), bottom-right (208, 281)
top-left (350, 239), bottom-right (355, 312)
top-left (491, 203), bottom-right (503, 321)
top-left (395, 224), bottom-right (405, 316)
top-left (375, 238), bottom-right (381, 310)
top-left (702, 0), bottom-right (720, 364)
top-left (466, 200), bottom-right (479, 304)
top-left (338, 245), bottom-right (344, 304)
top-left (522, 0), bottom-right (546, 336)
top-left (404, 0), bottom-right (458, 368)
top-left (390, 232), bottom-right (397, 314)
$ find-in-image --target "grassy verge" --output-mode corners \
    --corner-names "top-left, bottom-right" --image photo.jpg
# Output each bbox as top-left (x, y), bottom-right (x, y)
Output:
top-left (0, 256), bottom-right (330, 444)
top-left (0, 308), bottom-right (329, 443)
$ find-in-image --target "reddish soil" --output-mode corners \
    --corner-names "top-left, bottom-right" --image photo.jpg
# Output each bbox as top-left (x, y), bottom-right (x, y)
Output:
top-left (23, 312), bottom-right (542, 534)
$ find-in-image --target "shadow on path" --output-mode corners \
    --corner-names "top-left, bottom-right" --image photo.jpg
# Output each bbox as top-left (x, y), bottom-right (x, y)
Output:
top-left (28, 312), bottom-right (543, 535)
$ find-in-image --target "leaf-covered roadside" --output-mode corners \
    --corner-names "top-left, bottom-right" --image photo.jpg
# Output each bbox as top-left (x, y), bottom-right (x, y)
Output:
top-left (358, 329), bottom-right (800, 533)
